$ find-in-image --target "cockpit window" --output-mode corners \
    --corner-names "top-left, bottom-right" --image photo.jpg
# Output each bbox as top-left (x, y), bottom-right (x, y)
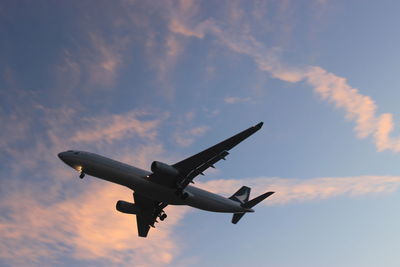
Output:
top-left (73, 151), bottom-right (80, 155)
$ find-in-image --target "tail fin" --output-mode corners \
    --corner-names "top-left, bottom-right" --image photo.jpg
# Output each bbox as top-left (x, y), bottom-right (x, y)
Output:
top-left (229, 186), bottom-right (251, 204)
top-left (230, 186), bottom-right (274, 224)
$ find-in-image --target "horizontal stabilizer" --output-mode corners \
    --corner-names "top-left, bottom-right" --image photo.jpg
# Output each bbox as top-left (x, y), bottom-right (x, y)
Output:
top-left (242, 192), bottom-right (274, 209)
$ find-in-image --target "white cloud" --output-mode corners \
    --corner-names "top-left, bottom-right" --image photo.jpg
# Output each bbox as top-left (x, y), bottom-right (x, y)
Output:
top-left (166, 10), bottom-right (400, 153)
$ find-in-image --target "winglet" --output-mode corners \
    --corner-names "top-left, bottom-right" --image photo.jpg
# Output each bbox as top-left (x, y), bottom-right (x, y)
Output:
top-left (255, 122), bottom-right (263, 129)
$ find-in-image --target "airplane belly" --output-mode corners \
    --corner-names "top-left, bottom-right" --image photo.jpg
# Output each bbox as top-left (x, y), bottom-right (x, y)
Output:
top-left (183, 187), bottom-right (245, 213)
top-left (185, 198), bottom-right (243, 212)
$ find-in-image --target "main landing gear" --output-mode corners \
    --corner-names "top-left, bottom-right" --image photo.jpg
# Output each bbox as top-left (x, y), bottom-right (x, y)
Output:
top-left (151, 210), bottom-right (167, 227)
top-left (155, 203), bottom-right (168, 223)
top-left (159, 211), bottom-right (167, 221)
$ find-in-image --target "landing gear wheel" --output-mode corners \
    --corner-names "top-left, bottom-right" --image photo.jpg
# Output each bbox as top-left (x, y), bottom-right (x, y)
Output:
top-left (79, 172), bottom-right (85, 179)
top-left (160, 214), bottom-right (167, 221)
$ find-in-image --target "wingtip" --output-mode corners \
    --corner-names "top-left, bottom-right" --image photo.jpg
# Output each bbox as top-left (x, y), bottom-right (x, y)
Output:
top-left (255, 122), bottom-right (264, 129)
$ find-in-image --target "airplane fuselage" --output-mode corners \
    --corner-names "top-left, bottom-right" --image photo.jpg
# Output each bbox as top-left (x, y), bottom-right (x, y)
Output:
top-left (58, 150), bottom-right (248, 213)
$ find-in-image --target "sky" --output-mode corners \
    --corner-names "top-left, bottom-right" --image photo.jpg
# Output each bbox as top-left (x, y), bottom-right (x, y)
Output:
top-left (2, 0), bottom-right (400, 266)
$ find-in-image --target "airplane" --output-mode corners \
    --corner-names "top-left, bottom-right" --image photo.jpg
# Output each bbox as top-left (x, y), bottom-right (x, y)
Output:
top-left (58, 122), bottom-right (274, 237)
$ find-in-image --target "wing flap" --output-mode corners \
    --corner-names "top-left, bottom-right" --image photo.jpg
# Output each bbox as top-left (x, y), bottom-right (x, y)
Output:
top-left (177, 150), bottom-right (229, 189)
top-left (133, 193), bottom-right (165, 238)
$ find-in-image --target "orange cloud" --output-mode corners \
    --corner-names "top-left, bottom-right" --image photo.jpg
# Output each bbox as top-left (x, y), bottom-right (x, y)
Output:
top-left (0, 181), bottom-right (188, 267)
top-left (3, 174), bottom-right (400, 266)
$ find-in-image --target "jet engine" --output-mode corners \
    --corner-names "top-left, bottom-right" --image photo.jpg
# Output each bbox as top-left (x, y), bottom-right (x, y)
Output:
top-left (151, 161), bottom-right (179, 177)
top-left (116, 200), bottom-right (139, 214)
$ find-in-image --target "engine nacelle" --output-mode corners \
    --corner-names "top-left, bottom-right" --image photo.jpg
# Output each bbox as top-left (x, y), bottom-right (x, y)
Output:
top-left (151, 161), bottom-right (180, 177)
top-left (116, 200), bottom-right (139, 214)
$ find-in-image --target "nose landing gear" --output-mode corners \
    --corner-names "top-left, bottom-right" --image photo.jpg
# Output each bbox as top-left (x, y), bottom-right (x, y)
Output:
top-left (79, 172), bottom-right (85, 179)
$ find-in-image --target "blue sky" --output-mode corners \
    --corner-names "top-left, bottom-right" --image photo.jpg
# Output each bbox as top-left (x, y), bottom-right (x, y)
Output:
top-left (2, 1), bottom-right (400, 266)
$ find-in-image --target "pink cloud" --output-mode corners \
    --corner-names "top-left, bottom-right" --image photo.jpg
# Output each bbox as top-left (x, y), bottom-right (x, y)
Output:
top-left (70, 111), bottom-right (164, 144)
top-left (56, 30), bottom-right (127, 92)
top-left (173, 125), bottom-right (209, 147)
top-left (199, 175), bottom-right (400, 205)
top-left (169, 19), bottom-right (204, 38)
top-left (0, 181), bottom-right (188, 266)
top-left (3, 173), bottom-right (400, 266)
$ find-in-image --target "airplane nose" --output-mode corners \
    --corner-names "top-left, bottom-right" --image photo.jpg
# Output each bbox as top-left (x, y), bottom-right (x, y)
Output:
top-left (58, 152), bottom-right (64, 160)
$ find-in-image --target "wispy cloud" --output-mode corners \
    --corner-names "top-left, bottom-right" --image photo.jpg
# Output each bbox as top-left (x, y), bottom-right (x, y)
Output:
top-left (174, 126), bottom-right (209, 147)
top-left (201, 176), bottom-right (400, 205)
top-left (166, 4), bottom-right (400, 153)
top-left (56, 29), bottom-right (128, 93)
top-left (224, 96), bottom-right (251, 104)
top-left (0, 181), bottom-right (187, 267)
top-left (303, 66), bottom-right (400, 152)
top-left (2, 174), bottom-right (400, 266)
top-left (70, 110), bottom-right (165, 144)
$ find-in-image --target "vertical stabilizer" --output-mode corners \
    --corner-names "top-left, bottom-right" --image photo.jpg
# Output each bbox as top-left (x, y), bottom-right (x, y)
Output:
top-left (229, 186), bottom-right (251, 204)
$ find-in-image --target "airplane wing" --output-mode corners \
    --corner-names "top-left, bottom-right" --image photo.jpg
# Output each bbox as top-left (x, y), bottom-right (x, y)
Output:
top-left (133, 193), bottom-right (166, 237)
top-left (172, 122), bottom-right (263, 190)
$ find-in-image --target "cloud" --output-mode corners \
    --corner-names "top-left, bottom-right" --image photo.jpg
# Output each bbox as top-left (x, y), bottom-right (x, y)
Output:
top-left (0, 181), bottom-right (187, 267)
top-left (169, 19), bottom-right (204, 39)
top-left (70, 111), bottom-right (165, 144)
top-left (303, 67), bottom-right (400, 152)
top-left (200, 175), bottom-right (400, 205)
top-left (0, 106), bottom-right (178, 266)
top-left (166, 7), bottom-right (400, 153)
top-left (2, 174), bottom-right (400, 266)
top-left (173, 126), bottom-right (209, 147)
top-left (56, 29), bottom-right (128, 93)
top-left (224, 96), bottom-right (251, 104)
